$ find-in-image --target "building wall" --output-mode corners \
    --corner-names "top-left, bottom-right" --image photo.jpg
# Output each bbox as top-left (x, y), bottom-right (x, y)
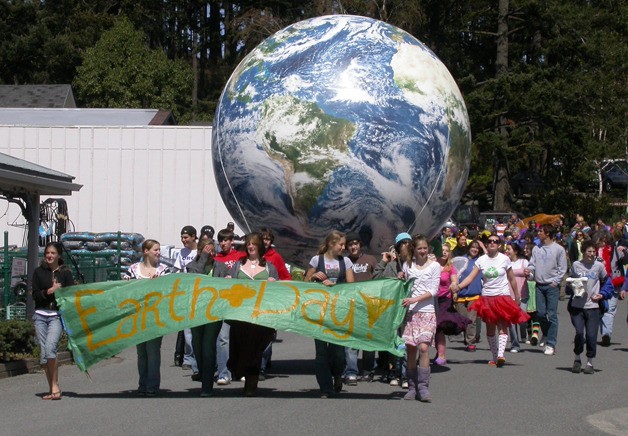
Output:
top-left (0, 125), bottom-right (239, 249)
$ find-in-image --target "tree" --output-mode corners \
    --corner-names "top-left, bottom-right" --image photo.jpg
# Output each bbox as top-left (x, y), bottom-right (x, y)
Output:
top-left (74, 17), bottom-right (193, 119)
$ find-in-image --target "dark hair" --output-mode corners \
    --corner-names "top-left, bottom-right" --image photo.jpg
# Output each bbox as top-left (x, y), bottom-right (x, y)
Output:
top-left (524, 243), bottom-right (536, 260)
top-left (509, 242), bottom-right (526, 259)
top-left (180, 225), bottom-right (197, 238)
top-left (406, 234), bottom-right (428, 266)
top-left (541, 223), bottom-right (556, 238)
top-left (195, 239), bottom-right (215, 266)
top-left (217, 228), bottom-right (234, 242)
top-left (259, 227), bottom-right (274, 244)
top-left (243, 232), bottom-right (267, 266)
top-left (467, 240), bottom-right (481, 259)
top-left (41, 241), bottom-right (65, 267)
top-left (581, 240), bottom-right (596, 253)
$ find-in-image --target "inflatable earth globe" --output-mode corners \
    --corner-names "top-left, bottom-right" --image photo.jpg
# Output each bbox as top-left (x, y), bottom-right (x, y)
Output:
top-left (213, 15), bottom-right (471, 265)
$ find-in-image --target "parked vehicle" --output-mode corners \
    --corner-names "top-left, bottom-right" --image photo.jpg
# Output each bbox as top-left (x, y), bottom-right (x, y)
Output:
top-left (479, 210), bottom-right (518, 230)
top-left (602, 162), bottom-right (628, 192)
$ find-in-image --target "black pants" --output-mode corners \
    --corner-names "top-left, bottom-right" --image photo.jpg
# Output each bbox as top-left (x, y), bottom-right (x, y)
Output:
top-left (568, 303), bottom-right (599, 359)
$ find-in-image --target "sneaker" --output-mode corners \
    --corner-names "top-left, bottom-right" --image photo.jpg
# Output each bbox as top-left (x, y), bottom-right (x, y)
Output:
top-left (488, 360), bottom-right (497, 366)
top-left (346, 375), bottom-right (358, 386)
top-left (466, 344), bottom-right (477, 352)
top-left (191, 372), bottom-right (201, 382)
top-left (258, 371), bottom-right (266, 381)
top-left (434, 357), bottom-right (447, 366)
top-left (401, 379), bottom-right (408, 389)
top-left (181, 364), bottom-right (192, 371)
top-left (543, 346), bottom-right (555, 355)
top-left (389, 378), bottom-right (400, 387)
top-left (510, 348), bottom-right (520, 353)
top-left (496, 357), bottom-right (506, 367)
top-left (530, 335), bottom-right (538, 346)
top-left (363, 371), bottom-right (375, 382)
top-left (601, 335), bottom-right (611, 347)
top-left (525, 339), bottom-right (531, 345)
top-left (539, 337), bottom-right (546, 348)
top-left (571, 360), bottom-right (582, 373)
top-left (216, 377), bottom-right (231, 385)
top-left (583, 364), bottom-right (595, 374)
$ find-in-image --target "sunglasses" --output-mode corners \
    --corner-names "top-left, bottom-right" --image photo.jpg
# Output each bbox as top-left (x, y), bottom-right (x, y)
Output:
top-left (487, 239), bottom-right (500, 244)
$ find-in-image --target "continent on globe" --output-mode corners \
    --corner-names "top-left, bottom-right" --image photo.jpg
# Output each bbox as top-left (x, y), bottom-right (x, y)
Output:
top-left (213, 15), bottom-right (472, 266)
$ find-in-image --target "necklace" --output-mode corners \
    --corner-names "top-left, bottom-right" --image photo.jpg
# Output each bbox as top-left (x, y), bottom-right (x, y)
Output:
top-left (249, 259), bottom-right (259, 267)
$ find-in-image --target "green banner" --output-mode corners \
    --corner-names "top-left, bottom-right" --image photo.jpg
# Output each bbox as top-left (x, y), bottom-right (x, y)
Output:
top-left (55, 275), bottom-right (411, 371)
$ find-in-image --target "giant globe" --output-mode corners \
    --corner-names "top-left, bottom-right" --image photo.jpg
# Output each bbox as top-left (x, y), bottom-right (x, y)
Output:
top-left (212, 15), bottom-right (471, 265)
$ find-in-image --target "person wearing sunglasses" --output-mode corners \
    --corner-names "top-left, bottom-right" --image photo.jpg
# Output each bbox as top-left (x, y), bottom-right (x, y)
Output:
top-left (453, 236), bottom-right (530, 367)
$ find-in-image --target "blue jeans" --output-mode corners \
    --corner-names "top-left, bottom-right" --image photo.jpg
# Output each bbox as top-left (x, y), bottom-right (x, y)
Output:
top-left (568, 303), bottom-right (599, 358)
top-left (137, 336), bottom-right (163, 392)
top-left (535, 283), bottom-right (560, 347)
top-left (314, 339), bottom-right (345, 394)
top-left (344, 348), bottom-right (375, 377)
top-left (183, 328), bottom-right (198, 372)
top-left (191, 321), bottom-right (222, 394)
top-left (216, 322), bottom-right (231, 380)
top-left (600, 292), bottom-right (619, 338)
top-left (33, 313), bottom-right (63, 365)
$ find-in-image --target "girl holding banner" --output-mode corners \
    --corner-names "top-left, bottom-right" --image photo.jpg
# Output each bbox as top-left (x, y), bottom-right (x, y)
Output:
top-left (124, 239), bottom-right (170, 396)
top-left (304, 230), bottom-right (355, 398)
top-left (401, 234), bottom-right (441, 402)
top-left (32, 241), bottom-right (75, 401)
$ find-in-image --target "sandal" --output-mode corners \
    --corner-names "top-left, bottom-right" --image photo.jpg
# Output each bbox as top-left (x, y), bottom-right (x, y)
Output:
top-left (43, 391), bottom-right (62, 400)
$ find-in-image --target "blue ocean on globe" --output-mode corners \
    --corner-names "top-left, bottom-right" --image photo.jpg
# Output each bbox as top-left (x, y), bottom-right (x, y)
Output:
top-left (213, 15), bottom-right (471, 265)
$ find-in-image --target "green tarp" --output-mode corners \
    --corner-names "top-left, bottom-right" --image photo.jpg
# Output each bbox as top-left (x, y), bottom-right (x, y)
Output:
top-left (55, 275), bottom-right (411, 371)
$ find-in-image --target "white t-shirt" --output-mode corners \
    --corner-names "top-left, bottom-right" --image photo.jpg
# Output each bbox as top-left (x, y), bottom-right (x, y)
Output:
top-left (309, 255), bottom-right (354, 284)
top-left (475, 253), bottom-right (512, 296)
top-left (174, 247), bottom-right (197, 272)
top-left (402, 260), bottom-right (441, 313)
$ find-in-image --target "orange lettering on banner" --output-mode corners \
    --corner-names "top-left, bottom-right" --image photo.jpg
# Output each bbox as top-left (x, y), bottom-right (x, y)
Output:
top-left (75, 289), bottom-right (107, 351)
top-left (190, 277), bottom-right (219, 321)
top-left (252, 282), bottom-right (300, 318)
top-left (324, 294), bottom-right (354, 339)
top-left (301, 289), bottom-right (330, 327)
top-left (117, 299), bottom-right (141, 339)
top-left (165, 279), bottom-right (186, 322)
top-left (142, 292), bottom-right (165, 330)
top-left (359, 293), bottom-right (396, 340)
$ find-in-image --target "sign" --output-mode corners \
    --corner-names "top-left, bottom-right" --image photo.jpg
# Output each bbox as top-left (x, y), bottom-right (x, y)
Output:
top-left (55, 275), bottom-right (411, 371)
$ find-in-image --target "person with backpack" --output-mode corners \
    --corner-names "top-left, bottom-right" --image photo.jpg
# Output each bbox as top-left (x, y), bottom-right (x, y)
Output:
top-left (304, 230), bottom-right (355, 398)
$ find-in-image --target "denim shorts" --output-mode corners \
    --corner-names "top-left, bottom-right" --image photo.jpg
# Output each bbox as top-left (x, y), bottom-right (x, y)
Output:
top-left (33, 313), bottom-right (63, 365)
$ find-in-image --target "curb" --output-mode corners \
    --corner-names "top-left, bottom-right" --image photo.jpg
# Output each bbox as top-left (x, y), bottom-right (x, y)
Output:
top-left (0, 351), bottom-right (73, 379)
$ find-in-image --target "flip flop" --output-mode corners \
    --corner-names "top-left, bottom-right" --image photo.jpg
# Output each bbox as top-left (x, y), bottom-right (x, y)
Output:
top-left (43, 391), bottom-right (62, 400)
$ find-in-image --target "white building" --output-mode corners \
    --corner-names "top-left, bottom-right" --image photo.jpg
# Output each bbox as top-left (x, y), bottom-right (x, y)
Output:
top-left (0, 108), bottom-right (239, 250)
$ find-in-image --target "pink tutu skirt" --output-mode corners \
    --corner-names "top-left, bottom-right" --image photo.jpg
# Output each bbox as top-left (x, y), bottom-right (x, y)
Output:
top-left (470, 295), bottom-right (530, 325)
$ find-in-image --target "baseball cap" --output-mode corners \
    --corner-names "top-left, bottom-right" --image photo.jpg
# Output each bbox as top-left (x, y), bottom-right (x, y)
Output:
top-left (346, 232), bottom-right (361, 244)
top-left (395, 232), bottom-right (412, 244)
top-left (181, 225), bottom-right (197, 238)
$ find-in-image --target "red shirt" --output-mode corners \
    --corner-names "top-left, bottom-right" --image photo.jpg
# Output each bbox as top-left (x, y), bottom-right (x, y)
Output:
top-left (214, 248), bottom-right (246, 269)
top-left (264, 248), bottom-right (292, 280)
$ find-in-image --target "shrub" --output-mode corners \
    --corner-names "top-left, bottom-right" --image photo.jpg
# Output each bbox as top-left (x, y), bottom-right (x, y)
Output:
top-left (0, 320), bottom-right (37, 361)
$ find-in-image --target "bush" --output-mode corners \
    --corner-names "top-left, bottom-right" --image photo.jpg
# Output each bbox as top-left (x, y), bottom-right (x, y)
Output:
top-left (0, 320), bottom-right (37, 361)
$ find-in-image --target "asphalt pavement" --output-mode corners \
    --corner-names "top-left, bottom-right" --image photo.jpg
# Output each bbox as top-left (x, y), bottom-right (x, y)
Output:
top-left (1, 298), bottom-right (627, 436)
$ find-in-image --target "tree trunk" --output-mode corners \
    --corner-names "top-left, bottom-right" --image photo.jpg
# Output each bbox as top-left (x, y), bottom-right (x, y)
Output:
top-left (492, 0), bottom-right (511, 211)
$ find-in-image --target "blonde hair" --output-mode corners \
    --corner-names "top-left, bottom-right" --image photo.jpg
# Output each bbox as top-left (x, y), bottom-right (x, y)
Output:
top-left (317, 230), bottom-right (346, 255)
top-left (141, 239), bottom-right (160, 253)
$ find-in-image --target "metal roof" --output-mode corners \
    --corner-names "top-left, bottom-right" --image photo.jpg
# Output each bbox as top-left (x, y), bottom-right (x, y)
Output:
top-left (0, 108), bottom-right (173, 126)
top-left (0, 152), bottom-right (82, 196)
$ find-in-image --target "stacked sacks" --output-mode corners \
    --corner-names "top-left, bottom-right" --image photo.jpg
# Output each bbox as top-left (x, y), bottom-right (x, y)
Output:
top-left (60, 232), bottom-right (145, 276)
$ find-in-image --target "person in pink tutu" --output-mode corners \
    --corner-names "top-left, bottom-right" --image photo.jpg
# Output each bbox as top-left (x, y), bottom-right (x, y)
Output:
top-left (453, 235), bottom-right (530, 367)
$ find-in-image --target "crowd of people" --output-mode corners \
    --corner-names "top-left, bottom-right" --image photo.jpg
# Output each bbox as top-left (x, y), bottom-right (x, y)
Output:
top-left (32, 213), bottom-right (628, 400)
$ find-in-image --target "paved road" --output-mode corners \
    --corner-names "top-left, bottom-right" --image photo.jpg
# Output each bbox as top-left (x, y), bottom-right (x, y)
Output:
top-left (1, 299), bottom-right (627, 436)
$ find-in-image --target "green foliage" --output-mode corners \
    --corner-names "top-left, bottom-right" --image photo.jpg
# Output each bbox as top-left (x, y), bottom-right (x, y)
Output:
top-left (0, 320), bottom-right (37, 361)
top-left (74, 16), bottom-right (193, 118)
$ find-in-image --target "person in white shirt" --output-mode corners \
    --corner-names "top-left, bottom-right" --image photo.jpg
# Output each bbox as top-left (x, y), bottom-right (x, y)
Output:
top-left (401, 234), bottom-right (441, 402)
top-left (454, 236), bottom-right (529, 367)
